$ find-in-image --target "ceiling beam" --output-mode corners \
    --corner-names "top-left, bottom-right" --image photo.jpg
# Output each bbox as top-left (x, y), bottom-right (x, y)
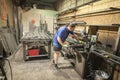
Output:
top-left (31, 1), bottom-right (53, 7)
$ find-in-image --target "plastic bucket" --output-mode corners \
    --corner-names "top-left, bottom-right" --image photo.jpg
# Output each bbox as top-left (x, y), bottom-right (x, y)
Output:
top-left (94, 70), bottom-right (109, 80)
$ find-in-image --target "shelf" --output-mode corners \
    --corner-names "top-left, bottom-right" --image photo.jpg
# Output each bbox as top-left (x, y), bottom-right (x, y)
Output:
top-left (54, 21), bottom-right (86, 25)
top-left (27, 54), bottom-right (49, 58)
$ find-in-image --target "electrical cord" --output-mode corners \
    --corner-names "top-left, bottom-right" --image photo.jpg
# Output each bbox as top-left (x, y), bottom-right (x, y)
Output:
top-left (3, 58), bottom-right (13, 80)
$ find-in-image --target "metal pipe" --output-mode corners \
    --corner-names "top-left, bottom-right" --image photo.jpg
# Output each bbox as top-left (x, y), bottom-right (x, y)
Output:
top-left (92, 50), bottom-right (120, 65)
top-left (100, 50), bottom-right (120, 61)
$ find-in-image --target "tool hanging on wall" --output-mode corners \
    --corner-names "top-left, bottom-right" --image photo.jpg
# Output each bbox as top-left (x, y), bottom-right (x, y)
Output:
top-left (39, 14), bottom-right (48, 32)
top-left (1, 0), bottom-right (7, 20)
top-left (39, 14), bottom-right (42, 32)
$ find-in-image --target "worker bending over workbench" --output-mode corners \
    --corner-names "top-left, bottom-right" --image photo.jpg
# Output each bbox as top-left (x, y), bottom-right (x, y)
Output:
top-left (53, 22), bottom-right (79, 69)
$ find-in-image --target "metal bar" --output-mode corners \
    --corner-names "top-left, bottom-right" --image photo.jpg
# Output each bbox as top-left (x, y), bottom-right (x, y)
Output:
top-left (13, 0), bottom-right (19, 44)
top-left (27, 54), bottom-right (49, 58)
top-left (109, 58), bottom-right (120, 65)
top-left (100, 50), bottom-right (120, 61)
top-left (48, 41), bottom-right (51, 59)
top-left (92, 50), bottom-right (120, 65)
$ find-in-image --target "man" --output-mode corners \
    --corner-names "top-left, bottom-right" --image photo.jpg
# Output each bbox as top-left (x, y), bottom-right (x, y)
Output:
top-left (53, 22), bottom-right (78, 69)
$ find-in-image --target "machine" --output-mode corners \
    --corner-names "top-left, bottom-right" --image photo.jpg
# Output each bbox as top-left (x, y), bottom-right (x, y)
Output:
top-left (59, 22), bottom-right (120, 80)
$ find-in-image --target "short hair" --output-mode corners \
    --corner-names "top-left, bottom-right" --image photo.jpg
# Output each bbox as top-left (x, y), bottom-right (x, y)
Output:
top-left (67, 22), bottom-right (76, 28)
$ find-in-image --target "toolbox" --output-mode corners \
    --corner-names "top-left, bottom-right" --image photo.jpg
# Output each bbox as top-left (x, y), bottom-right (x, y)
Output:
top-left (28, 49), bottom-right (39, 56)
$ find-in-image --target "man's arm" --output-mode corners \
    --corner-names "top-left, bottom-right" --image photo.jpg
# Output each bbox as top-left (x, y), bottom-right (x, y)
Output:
top-left (57, 29), bottom-right (65, 46)
top-left (71, 34), bottom-right (79, 41)
top-left (57, 36), bottom-right (63, 46)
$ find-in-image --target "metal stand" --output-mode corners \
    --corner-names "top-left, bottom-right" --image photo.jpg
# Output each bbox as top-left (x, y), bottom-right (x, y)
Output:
top-left (21, 32), bottom-right (52, 61)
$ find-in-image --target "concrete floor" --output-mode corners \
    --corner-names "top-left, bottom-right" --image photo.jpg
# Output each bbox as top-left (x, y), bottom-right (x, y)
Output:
top-left (5, 44), bottom-right (82, 80)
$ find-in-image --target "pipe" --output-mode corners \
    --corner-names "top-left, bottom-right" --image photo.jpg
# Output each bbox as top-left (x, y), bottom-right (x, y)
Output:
top-left (92, 50), bottom-right (120, 65)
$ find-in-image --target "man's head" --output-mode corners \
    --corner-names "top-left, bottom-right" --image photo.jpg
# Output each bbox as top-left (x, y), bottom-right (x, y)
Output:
top-left (67, 22), bottom-right (76, 31)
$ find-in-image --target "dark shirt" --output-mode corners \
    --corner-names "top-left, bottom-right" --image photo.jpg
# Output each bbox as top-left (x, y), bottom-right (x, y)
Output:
top-left (53, 26), bottom-right (74, 46)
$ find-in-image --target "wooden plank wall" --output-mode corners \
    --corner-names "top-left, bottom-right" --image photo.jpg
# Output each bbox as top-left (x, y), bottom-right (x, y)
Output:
top-left (97, 27), bottom-right (118, 50)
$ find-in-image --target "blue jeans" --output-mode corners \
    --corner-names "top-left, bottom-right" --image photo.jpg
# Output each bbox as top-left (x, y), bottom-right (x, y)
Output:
top-left (53, 43), bottom-right (62, 51)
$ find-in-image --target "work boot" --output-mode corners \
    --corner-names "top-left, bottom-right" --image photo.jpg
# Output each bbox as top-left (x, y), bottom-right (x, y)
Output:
top-left (54, 64), bottom-right (59, 69)
top-left (52, 60), bottom-right (59, 69)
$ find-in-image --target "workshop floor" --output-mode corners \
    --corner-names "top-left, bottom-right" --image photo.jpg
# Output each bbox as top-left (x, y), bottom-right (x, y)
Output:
top-left (5, 44), bottom-right (82, 80)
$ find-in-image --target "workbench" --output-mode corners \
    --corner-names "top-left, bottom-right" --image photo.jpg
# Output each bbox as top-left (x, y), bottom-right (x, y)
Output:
top-left (21, 32), bottom-right (52, 61)
top-left (62, 39), bottom-right (120, 79)
top-left (61, 30), bottom-right (120, 79)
